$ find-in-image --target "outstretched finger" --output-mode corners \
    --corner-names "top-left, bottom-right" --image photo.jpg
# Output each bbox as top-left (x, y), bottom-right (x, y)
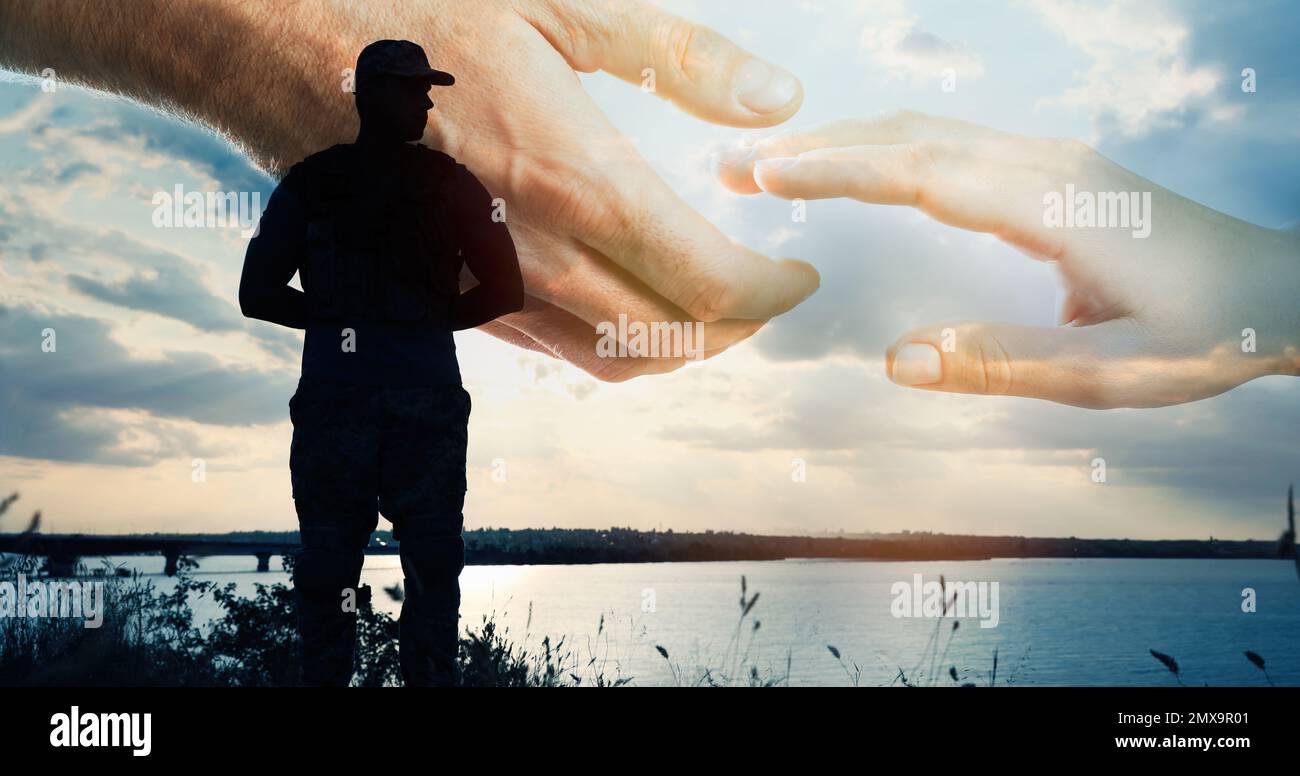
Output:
top-left (750, 144), bottom-right (1067, 259)
top-left (524, 0), bottom-right (803, 127)
top-left (712, 110), bottom-right (1030, 194)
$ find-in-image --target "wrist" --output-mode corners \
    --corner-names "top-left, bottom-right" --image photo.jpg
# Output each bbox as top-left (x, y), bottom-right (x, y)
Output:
top-left (194, 1), bottom-right (357, 177)
top-left (1275, 233), bottom-right (1300, 377)
top-left (1253, 226), bottom-right (1300, 378)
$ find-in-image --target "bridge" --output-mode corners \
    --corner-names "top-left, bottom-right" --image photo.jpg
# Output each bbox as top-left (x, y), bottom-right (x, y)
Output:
top-left (0, 533), bottom-right (397, 576)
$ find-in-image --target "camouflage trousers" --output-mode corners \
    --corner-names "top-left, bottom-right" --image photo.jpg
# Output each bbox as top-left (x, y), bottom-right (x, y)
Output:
top-left (288, 377), bottom-right (471, 687)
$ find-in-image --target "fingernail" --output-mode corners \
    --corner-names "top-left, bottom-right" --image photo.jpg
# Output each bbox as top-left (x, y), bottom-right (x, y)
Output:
top-left (733, 58), bottom-right (800, 114)
top-left (754, 157), bottom-right (799, 174)
top-left (890, 343), bottom-right (942, 386)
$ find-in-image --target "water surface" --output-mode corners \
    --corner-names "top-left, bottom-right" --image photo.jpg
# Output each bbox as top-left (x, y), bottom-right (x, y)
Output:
top-left (102, 556), bottom-right (1300, 686)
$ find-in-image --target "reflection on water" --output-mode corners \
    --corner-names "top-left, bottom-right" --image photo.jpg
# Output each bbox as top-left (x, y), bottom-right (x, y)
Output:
top-left (98, 556), bottom-right (1300, 687)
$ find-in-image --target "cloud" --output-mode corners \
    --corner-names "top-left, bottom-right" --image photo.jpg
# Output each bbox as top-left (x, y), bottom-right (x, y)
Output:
top-left (68, 260), bottom-right (243, 333)
top-left (0, 93), bottom-right (51, 134)
top-left (655, 351), bottom-right (1300, 515)
top-left (64, 257), bottom-right (301, 359)
top-left (1028, 0), bottom-right (1222, 139)
top-left (1028, 0), bottom-right (1300, 223)
top-left (859, 1), bottom-right (984, 84)
top-left (80, 99), bottom-right (272, 194)
top-left (657, 360), bottom-right (899, 452)
top-left (0, 304), bottom-right (295, 465)
top-left (0, 167), bottom-right (299, 360)
top-left (54, 160), bottom-right (101, 184)
top-left (725, 198), bottom-right (1056, 363)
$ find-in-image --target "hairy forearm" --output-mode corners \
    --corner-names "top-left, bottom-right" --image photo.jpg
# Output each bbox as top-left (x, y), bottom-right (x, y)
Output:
top-left (0, 0), bottom-right (353, 177)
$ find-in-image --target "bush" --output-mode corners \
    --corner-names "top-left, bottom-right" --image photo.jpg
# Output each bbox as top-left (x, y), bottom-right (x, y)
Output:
top-left (0, 555), bottom-right (623, 687)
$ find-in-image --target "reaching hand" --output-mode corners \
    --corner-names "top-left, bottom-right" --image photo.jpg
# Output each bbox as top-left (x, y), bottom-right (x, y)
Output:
top-left (713, 111), bottom-right (1300, 408)
top-left (0, 0), bottom-right (820, 381)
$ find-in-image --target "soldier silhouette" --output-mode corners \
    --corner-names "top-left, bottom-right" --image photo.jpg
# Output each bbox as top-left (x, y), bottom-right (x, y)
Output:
top-left (240, 40), bottom-right (524, 686)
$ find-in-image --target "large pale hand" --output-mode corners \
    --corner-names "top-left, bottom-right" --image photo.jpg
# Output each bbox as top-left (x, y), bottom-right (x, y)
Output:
top-left (714, 111), bottom-right (1300, 408)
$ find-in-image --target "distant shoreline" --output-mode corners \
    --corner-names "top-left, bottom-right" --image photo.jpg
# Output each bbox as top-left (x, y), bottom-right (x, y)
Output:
top-left (2, 527), bottom-right (1285, 567)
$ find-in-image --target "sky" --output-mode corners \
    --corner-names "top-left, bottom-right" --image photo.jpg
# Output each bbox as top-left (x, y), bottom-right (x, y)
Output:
top-left (1, 0), bottom-right (1298, 540)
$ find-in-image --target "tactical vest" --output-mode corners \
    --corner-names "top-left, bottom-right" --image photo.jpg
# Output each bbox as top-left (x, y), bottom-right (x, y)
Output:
top-left (299, 144), bottom-right (462, 327)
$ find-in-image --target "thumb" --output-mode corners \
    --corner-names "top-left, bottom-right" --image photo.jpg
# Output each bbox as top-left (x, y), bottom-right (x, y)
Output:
top-left (527, 0), bottom-right (803, 126)
top-left (885, 321), bottom-right (1134, 409)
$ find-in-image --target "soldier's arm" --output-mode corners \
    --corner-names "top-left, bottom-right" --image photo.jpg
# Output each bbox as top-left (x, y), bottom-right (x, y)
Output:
top-left (239, 176), bottom-right (309, 329)
top-left (448, 165), bottom-right (525, 332)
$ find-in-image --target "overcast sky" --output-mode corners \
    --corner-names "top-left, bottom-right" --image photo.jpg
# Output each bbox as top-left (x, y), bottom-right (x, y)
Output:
top-left (2, 0), bottom-right (1297, 539)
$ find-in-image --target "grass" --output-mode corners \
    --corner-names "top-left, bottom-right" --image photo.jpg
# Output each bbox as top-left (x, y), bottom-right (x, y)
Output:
top-left (0, 549), bottom-right (641, 687)
top-left (1, 490), bottom-right (635, 687)
top-left (826, 574), bottom-right (1012, 688)
top-left (1145, 487), bottom-right (1298, 687)
top-left (651, 575), bottom-right (790, 687)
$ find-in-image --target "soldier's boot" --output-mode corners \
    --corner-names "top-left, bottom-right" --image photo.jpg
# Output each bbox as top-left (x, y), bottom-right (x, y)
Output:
top-left (397, 532), bottom-right (464, 687)
top-left (294, 545), bottom-right (365, 687)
